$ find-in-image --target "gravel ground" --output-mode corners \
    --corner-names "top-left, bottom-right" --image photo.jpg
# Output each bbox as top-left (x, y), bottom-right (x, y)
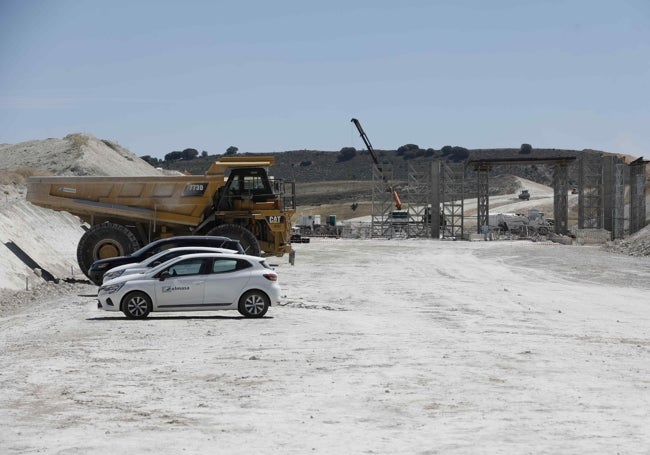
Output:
top-left (1, 238), bottom-right (649, 454)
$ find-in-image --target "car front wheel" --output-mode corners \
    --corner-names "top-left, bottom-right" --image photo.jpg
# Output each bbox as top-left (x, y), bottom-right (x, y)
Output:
top-left (122, 291), bottom-right (152, 319)
top-left (238, 290), bottom-right (269, 318)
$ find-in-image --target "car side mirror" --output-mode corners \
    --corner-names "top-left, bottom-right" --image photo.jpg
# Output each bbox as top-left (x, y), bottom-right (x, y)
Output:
top-left (159, 271), bottom-right (171, 281)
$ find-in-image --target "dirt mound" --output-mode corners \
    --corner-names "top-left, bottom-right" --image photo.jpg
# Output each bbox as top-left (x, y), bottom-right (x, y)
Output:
top-left (0, 133), bottom-right (160, 177)
top-left (0, 134), bottom-right (162, 292)
top-left (606, 224), bottom-right (650, 256)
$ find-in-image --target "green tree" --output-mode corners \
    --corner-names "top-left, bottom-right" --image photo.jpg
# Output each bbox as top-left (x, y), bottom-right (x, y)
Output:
top-left (449, 146), bottom-right (469, 162)
top-left (140, 155), bottom-right (159, 166)
top-left (226, 146), bottom-right (239, 156)
top-left (182, 148), bottom-right (199, 160)
top-left (164, 151), bottom-right (183, 161)
top-left (520, 143), bottom-right (533, 154)
top-left (337, 147), bottom-right (357, 162)
top-left (397, 144), bottom-right (420, 156)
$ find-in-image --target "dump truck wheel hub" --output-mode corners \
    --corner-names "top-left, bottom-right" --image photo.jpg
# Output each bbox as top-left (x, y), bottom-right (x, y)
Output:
top-left (96, 241), bottom-right (121, 259)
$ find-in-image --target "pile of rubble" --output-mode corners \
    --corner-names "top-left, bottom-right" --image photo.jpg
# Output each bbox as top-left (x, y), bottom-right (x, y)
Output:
top-left (606, 225), bottom-right (650, 256)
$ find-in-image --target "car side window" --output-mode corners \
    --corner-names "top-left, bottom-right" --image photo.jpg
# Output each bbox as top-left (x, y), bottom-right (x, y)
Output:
top-left (166, 258), bottom-right (205, 277)
top-left (210, 258), bottom-right (251, 274)
top-left (211, 258), bottom-right (238, 274)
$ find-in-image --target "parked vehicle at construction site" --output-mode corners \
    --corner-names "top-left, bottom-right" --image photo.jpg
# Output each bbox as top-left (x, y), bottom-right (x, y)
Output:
top-left (94, 239), bottom-right (243, 285)
top-left (97, 252), bottom-right (280, 319)
top-left (489, 209), bottom-right (552, 237)
top-left (26, 156), bottom-right (295, 280)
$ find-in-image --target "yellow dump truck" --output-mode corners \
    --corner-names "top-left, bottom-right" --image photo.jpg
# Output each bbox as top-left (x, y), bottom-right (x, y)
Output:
top-left (27, 156), bottom-right (295, 278)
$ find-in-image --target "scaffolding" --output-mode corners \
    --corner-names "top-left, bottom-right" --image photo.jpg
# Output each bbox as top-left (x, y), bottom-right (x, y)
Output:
top-left (363, 153), bottom-right (644, 242)
top-left (578, 153), bottom-right (603, 229)
top-left (403, 162), bottom-right (432, 238)
top-left (370, 162), bottom-right (396, 238)
top-left (440, 161), bottom-right (465, 239)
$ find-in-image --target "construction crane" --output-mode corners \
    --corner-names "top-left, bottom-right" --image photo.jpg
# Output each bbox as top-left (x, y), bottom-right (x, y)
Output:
top-left (350, 118), bottom-right (402, 210)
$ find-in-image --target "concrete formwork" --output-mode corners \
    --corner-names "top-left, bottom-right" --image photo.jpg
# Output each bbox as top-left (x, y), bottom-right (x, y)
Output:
top-left (629, 157), bottom-right (648, 235)
top-left (602, 155), bottom-right (626, 239)
top-left (553, 162), bottom-right (570, 234)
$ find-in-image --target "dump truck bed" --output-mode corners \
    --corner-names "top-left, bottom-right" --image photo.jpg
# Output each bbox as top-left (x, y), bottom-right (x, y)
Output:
top-left (26, 175), bottom-right (223, 227)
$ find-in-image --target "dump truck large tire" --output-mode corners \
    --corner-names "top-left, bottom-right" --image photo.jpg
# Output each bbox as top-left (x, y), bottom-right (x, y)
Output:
top-left (207, 224), bottom-right (261, 256)
top-left (77, 222), bottom-right (141, 279)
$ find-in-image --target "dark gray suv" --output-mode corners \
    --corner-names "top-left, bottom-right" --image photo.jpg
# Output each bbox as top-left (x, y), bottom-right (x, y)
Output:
top-left (87, 236), bottom-right (244, 285)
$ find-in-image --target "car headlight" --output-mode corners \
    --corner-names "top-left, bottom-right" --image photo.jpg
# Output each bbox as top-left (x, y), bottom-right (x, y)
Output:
top-left (103, 270), bottom-right (124, 281)
top-left (99, 282), bottom-right (125, 294)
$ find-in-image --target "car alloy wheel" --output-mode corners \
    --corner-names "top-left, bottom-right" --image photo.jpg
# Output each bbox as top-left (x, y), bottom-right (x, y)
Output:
top-left (238, 290), bottom-right (269, 318)
top-left (122, 292), bottom-right (152, 319)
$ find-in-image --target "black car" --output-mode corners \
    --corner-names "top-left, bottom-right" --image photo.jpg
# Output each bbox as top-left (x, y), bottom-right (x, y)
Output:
top-left (87, 236), bottom-right (244, 285)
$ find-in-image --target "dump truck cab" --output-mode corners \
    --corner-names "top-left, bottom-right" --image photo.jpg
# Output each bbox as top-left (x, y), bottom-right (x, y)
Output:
top-left (214, 168), bottom-right (277, 211)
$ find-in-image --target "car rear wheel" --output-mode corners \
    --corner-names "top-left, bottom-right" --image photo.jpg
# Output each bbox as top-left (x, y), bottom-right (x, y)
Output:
top-left (238, 290), bottom-right (269, 318)
top-left (122, 291), bottom-right (152, 319)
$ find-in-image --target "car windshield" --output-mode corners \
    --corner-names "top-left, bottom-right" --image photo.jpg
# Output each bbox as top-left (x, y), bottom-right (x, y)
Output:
top-left (141, 249), bottom-right (176, 266)
top-left (129, 242), bottom-right (161, 259)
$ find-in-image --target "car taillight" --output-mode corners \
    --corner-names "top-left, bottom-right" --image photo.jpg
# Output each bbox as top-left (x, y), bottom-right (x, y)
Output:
top-left (263, 273), bottom-right (278, 281)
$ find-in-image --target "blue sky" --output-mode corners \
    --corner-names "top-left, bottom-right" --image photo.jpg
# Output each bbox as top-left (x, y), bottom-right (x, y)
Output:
top-left (1, 0), bottom-right (649, 159)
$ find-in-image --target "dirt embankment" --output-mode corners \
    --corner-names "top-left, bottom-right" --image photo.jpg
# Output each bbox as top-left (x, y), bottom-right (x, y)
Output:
top-left (0, 134), bottom-right (163, 292)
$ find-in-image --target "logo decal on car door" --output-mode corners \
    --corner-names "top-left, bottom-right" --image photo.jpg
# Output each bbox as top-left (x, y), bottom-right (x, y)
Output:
top-left (162, 286), bottom-right (191, 293)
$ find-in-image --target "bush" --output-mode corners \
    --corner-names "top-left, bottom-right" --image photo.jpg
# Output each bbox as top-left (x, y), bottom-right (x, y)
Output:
top-left (182, 148), bottom-right (199, 160)
top-left (448, 146), bottom-right (469, 162)
top-left (165, 151), bottom-right (183, 161)
top-left (337, 147), bottom-right (357, 162)
top-left (140, 155), bottom-right (160, 166)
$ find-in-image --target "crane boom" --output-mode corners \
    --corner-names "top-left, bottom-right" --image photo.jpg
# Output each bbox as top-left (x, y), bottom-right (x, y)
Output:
top-left (350, 118), bottom-right (402, 210)
top-left (350, 118), bottom-right (380, 166)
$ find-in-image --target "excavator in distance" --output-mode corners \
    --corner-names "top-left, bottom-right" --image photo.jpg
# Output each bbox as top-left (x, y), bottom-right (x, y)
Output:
top-left (350, 118), bottom-right (403, 211)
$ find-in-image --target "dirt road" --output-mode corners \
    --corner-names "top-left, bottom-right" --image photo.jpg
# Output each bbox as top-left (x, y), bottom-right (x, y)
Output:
top-left (1, 239), bottom-right (649, 454)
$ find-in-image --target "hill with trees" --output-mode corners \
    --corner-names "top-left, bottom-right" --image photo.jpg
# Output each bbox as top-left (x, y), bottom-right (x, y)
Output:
top-left (153, 144), bottom-right (604, 186)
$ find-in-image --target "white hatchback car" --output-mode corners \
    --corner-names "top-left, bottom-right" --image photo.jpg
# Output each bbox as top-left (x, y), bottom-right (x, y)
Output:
top-left (97, 253), bottom-right (280, 319)
top-left (101, 246), bottom-right (238, 283)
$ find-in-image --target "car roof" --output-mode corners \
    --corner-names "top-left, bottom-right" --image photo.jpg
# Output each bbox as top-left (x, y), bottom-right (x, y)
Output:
top-left (130, 236), bottom-right (243, 257)
top-left (146, 252), bottom-right (264, 275)
top-left (150, 246), bottom-right (238, 255)
top-left (129, 247), bottom-right (238, 266)
top-left (101, 252), bottom-right (270, 286)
